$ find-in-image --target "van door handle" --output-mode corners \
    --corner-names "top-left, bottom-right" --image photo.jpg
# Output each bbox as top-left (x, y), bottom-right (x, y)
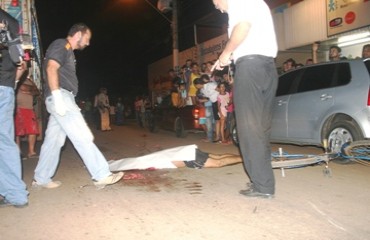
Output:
top-left (320, 94), bottom-right (333, 101)
top-left (277, 100), bottom-right (287, 106)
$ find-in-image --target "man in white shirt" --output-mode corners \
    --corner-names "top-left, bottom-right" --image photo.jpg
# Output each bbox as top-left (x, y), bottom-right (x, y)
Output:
top-left (213, 0), bottom-right (278, 199)
top-left (194, 77), bottom-right (221, 142)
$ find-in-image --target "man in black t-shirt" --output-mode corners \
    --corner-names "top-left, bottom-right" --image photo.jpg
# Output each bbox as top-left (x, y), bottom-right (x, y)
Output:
top-left (33, 23), bottom-right (123, 189)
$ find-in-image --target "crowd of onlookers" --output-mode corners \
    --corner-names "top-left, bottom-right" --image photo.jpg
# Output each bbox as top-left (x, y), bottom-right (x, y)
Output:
top-left (79, 43), bottom-right (370, 139)
top-left (280, 43), bottom-right (370, 74)
top-left (145, 59), bottom-right (235, 144)
top-left (141, 43), bottom-right (370, 144)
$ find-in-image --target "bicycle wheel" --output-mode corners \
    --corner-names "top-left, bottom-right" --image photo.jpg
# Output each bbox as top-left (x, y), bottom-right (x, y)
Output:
top-left (342, 140), bottom-right (370, 161)
top-left (271, 152), bottom-right (327, 169)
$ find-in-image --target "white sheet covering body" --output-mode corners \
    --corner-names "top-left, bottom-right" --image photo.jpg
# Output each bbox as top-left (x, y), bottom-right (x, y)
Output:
top-left (108, 144), bottom-right (197, 171)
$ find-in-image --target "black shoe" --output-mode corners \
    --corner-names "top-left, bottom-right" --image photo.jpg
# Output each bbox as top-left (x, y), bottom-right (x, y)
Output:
top-left (239, 182), bottom-right (254, 195)
top-left (239, 188), bottom-right (254, 195)
top-left (0, 198), bottom-right (28, 208)
top-left (239, 189), bottom-right (274, 199)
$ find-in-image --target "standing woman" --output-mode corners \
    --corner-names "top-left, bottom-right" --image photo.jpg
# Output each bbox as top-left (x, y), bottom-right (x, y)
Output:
top-left (217, 82), bottom-right (230, 144)
top-left (95, 87), bottom-right (111, 131)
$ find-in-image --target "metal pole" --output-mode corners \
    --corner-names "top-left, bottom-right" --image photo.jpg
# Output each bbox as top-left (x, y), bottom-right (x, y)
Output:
top-left (172, 0), bottom-right (179, 71)
top-left (144, 0), bottom-right (172, 23)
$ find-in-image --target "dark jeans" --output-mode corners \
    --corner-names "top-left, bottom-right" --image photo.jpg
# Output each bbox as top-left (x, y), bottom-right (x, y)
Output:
top-left (116, 111), bottom-right (124, 125)
top-left (93, 107), bottom-right (101, 130)
top-left (234, 55), bottom-right (278, 194)
top-left (135, 111), bottom-right (143, 127)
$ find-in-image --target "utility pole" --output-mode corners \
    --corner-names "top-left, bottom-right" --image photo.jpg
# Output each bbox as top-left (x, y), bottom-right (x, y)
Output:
top-left (147, 0), bottom-right (179, 71)
top-left (171, 0), bottom-right (179, 71)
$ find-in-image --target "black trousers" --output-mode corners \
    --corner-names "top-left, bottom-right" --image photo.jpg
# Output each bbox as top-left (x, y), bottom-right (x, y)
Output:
top-left (234, 55), bottom-right (278, 194)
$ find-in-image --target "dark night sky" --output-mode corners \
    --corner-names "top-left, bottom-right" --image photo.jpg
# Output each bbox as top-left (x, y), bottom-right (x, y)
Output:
top-left (34, 0), bottom-right (218, 100)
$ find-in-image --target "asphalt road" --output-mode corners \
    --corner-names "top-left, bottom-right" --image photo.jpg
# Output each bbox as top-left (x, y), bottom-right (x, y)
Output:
top-left (2, 119), bottom-right (370, 240)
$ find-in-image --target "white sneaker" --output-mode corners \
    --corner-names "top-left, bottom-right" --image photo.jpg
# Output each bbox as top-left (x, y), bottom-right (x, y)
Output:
top-left (93, 172), bottom-right (124, 188)
top-left (32, 180), bottom-right (62, 189)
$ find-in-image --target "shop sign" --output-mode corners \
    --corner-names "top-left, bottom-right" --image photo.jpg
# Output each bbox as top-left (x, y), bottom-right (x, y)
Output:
top-left (197, 34), bottom-right (228, 63)
top-left (327, 0), bottom-right (370, 36)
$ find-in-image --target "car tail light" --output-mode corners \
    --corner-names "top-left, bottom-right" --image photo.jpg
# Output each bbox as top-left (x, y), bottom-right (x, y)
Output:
top-left (193, 107), bottom-right (199, 119)
top-left (368, 89), bottom-right (370, 106)
top-left (11, 0), bottom-right (19, 7)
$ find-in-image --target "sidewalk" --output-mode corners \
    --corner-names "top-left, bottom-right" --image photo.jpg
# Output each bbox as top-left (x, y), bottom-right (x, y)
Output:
top-left (2, 121), bottom-right (370, 240)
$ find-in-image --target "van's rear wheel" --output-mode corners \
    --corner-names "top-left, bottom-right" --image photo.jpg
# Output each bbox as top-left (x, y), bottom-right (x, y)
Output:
top-left (326, 120), bottom-right (363, 153)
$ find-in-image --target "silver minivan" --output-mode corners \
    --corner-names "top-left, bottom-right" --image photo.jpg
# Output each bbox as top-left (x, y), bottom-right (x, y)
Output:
top-left (232, 58), bottom-right (370, 153)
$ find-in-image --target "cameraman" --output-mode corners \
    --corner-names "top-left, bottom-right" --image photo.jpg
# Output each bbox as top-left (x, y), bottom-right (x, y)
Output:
top-left (0, 9), bottom-right (28, 208)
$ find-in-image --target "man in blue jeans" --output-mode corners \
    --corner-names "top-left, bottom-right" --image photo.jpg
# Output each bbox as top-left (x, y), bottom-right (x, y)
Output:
top-left (213, 0), bottom-right (278, 199)
top-left (0, 9), bottom-right (29, 208)
top-left (33, 23), bottom-right (123, 189)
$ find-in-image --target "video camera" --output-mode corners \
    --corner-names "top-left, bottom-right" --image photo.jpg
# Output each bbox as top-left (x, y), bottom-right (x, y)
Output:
top-left (0, 21), bottom-right (9, 46)
top-left (0, 20), bottom-right (25, 64)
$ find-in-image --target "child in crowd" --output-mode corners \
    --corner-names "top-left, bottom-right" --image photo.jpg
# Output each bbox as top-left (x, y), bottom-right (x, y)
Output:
top-left (188, 63), bottom-right (200, 105)
top-left (196, 89), bottom-right (208, 138)
top-left (217, 82), bottom-right (231, 144)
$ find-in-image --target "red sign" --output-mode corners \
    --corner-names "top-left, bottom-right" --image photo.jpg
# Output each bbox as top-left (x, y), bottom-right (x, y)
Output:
top-left (345, 11), bottom-right (356, 24)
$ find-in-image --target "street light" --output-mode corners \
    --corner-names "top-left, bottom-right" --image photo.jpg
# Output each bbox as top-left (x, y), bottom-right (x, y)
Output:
top-left (157, 0), bottom-right (172, 13)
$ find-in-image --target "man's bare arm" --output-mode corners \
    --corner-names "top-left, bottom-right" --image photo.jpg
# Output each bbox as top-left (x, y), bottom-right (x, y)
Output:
top-left (214, 21), bottom-right (251, 70)
top-left (312, 42), bottom-right (319, 64)
top-left (48, 59), bottom-right (67, 116)
top-left (219, 21), bottom-right (250, 64)
top-left (46, 59), bottom-right (61, 91)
